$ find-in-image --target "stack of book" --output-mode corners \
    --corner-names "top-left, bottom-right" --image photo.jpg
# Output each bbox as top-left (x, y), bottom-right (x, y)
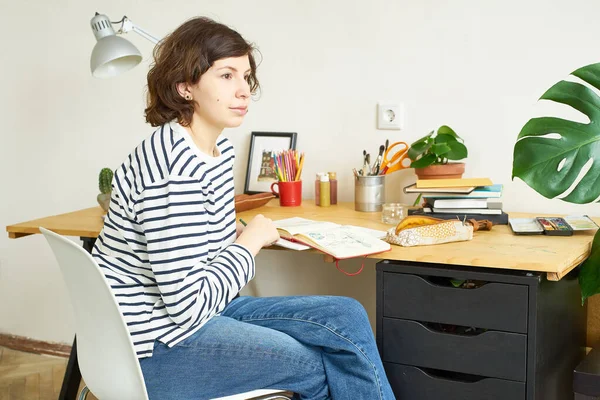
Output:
top-left (405, 178), bottom-right (508, 225)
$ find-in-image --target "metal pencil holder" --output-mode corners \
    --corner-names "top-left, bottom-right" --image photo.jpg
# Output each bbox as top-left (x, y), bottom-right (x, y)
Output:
top-left (354, 175), bottom-right (385, 212)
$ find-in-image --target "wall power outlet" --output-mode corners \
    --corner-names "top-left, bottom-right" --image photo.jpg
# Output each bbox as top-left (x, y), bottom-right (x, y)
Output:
top-left (377, 103), bottom-right (403, 130)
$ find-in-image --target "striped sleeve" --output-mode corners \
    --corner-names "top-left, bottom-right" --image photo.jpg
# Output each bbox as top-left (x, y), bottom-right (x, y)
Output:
top-left (143, 211), bottom-right (255, 332)
top-left (113, 140), bottom-right (254, 332)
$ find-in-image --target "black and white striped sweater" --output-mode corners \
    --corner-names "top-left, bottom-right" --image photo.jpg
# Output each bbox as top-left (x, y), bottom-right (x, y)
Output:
top-left (92, 120), bottom-right (254, 358)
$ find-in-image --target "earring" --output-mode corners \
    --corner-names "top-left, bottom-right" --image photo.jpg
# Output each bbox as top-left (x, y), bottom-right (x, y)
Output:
top-left (185, 94), bottom-right (192, 100)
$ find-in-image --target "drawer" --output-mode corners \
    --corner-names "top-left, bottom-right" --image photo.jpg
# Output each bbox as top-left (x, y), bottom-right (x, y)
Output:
top-left (383, 272), bottom-right (528, 333)
top-left (382, 318), bottom-right (527, 381)
top-left (384, 363), bottom-right (526, 400)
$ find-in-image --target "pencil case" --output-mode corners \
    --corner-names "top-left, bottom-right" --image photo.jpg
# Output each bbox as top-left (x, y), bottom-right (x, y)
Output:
top-left (385, 220), bottom-right (473, 247)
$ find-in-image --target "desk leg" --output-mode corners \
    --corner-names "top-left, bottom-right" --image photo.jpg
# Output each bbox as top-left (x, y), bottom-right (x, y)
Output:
top-left (81, 237), bottom-right (96, 253)
top-left (58, 237), bottom-right (97, 400)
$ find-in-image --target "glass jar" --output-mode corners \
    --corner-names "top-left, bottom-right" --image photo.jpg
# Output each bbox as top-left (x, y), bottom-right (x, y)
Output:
top-left (381, 203), bottom-right (405, 225)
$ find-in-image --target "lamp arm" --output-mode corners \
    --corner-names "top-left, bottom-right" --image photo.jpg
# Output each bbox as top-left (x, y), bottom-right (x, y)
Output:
top-left (119, 17), bottom-right (160, 44)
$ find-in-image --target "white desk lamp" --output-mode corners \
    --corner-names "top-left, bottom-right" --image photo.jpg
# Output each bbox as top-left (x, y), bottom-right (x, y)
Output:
top-left (90, 13), bottom-right (159, 78)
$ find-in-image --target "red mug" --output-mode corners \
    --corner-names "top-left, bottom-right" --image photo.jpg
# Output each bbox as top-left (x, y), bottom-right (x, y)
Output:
top-left (270, 180), bottom-right (302, 207)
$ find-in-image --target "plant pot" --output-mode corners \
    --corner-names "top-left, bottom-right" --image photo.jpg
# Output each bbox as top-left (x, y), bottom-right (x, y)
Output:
top-left (414, 162), bottom-right (465, 180)
top-left (97, 192), bottom-right (111, 212)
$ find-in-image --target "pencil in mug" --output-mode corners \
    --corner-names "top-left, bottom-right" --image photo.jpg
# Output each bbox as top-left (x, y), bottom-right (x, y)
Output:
top-left (295, 153), bottom-right (305, 181)
top-left (272, 150), bottom-right (304, 182)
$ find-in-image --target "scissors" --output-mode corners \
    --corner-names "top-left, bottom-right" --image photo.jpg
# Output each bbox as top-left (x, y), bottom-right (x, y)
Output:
top-left (379, 141), bottom-right (412, 174)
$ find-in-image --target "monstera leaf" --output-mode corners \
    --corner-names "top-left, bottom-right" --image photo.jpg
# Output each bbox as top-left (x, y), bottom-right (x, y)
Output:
top-left (512, 62), bottom-right (600, 303)
top-left (579, 232), bottom-right (600, 304)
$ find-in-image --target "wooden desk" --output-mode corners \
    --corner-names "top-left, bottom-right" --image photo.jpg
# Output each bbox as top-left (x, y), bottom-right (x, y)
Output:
top-left (6, 200), bottom-right (599, 400)
top-left (237, 200), bottom-right (598, 281)
top-left (7, 200), bottom-right (597, 281)
top-left (7, 206), bottom-right (105, 239)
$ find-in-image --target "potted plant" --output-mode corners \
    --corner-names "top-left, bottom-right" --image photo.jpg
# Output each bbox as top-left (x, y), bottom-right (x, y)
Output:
top-left (97, 167), bottom-right (113, 212)
top-left (407, 125), bottom-right (468, 179)
top-left (512, 62), bottom-right (600, 303)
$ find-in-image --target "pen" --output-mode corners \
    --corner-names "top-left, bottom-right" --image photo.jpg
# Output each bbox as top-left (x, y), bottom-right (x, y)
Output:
top-left (239, 218), bottom-right (247, 226)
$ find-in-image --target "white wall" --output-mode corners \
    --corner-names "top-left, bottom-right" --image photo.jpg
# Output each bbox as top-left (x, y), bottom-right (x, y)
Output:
top-left (1, 0), bottom-right (599, 343)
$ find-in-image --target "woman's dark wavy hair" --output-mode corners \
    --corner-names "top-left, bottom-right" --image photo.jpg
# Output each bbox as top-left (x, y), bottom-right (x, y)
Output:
top-left (145, 17), bottom-right (259, 127)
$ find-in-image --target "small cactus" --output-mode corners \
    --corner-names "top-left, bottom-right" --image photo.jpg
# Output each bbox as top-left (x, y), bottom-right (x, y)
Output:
top-left (99, 168), bottom-right (113, 194)
top-left (97, 168), bottom-right (113, 212)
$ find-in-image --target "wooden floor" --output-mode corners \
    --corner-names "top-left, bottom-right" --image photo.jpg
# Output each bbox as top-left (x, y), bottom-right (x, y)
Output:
top-left (0, 345), bottom-right (293, 400)
top-left (0, 346), bottom-right (97, 400)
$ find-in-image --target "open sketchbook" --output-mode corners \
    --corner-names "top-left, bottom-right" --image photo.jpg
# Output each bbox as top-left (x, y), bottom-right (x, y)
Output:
top-left (272, 217), bottom-right (391, 260)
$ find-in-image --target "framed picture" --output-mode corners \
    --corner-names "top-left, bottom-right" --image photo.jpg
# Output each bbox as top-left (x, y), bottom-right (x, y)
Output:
top-left (244, 131), bottom-right (297, 194)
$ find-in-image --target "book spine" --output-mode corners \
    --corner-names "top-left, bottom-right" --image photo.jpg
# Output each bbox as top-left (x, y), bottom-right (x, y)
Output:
top-left (408, 209), bottom-right (509, 225)
top-left (431, 208), bottom-right (502, 215)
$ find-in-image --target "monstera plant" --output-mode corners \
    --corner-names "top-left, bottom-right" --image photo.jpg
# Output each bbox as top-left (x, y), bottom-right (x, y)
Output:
top-left (512, 62), bottom-right (600, 303)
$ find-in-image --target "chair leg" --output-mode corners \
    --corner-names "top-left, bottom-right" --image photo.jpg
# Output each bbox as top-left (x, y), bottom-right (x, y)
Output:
top-left (77, 386), bottom-right (90, 400)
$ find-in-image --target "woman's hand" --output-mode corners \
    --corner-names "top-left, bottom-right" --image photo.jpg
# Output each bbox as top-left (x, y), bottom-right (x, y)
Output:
top-left (236, 221), bottom-right (245, 238)
top-left (235, 214), bottom-right (280, 256)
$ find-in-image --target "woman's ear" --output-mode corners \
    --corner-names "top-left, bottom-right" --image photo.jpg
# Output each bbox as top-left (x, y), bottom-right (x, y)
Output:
top-left (176, 82), bottom-right (191, 100)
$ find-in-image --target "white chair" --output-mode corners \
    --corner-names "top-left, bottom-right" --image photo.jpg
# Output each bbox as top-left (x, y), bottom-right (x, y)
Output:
top-left (40, 228), bottom-right (292, 400)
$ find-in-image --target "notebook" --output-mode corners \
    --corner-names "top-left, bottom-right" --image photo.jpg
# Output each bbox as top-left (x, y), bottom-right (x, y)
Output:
top-left (428, 207), bottom-right (502, 215)
top-left (416, 178), bottom-right (494, 189)
top-left (428, 198), bottom-right (503, 209)
top-left (272, 217), bottom-right (391, 260)
top-left (404, 183), bottom-right (475, 195)
top-left (420, 184), bottom-right (504, 199)
top-left (408, 208), bottom-right (509, 225)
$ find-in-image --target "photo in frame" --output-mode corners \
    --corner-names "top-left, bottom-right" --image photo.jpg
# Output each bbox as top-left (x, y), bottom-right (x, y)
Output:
top-left (244, 131), bottom-right (297, 194)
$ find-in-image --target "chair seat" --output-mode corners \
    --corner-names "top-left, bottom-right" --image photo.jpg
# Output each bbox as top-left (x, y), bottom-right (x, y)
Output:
top-left (214, 389), bottom-right (292, 399)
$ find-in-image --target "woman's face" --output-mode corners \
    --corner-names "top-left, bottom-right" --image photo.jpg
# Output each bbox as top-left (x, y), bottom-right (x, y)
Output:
top-left (189, 55), bottom-right (252, 129)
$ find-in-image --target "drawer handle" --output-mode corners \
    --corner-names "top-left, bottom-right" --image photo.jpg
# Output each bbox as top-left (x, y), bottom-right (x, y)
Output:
top-left (417, 365), bottom-right (487, 383)
top-left (424, 275), bottom-right (490, 290)
top-left (420, 320), bottom-right (488, 337)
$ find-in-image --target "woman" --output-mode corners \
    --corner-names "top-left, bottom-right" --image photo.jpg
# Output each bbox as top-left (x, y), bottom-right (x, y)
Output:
top-left (92, 16), bottom-right (395, 400)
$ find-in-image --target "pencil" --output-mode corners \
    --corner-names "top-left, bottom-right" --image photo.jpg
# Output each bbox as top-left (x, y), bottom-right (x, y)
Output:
top-left (239, 218), bottom-right (247, 226)
top-left (295, 153), bottom-right (304, 181)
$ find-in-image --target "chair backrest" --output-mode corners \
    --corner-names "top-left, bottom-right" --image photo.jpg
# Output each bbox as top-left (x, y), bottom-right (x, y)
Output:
top-left (40, 228), bottom-right (148, 400)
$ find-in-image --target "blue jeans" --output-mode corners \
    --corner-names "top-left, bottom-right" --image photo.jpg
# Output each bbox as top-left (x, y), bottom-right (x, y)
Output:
top-left (139, 296), bottom-right (395, 400)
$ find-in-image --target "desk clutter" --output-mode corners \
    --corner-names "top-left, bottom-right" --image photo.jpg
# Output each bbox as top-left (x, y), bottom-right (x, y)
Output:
top-left (406, 178), bottom-right (509, 225)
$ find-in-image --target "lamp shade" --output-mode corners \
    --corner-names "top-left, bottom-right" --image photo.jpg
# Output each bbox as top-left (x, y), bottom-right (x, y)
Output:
top-left (91, 36), bottom-right (142, 78)
top-left (90, 13), bottom-right (142, 78)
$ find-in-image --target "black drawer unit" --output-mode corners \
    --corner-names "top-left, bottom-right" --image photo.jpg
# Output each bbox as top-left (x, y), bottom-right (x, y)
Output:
top-left (383, 273), bottom-right (528, 333)
top-left (382, 318), bottom-right (527, 381)
top-left (376, 261), bottom-right (586, 400)
top-left (384, 363), bottom-right (526, 400)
